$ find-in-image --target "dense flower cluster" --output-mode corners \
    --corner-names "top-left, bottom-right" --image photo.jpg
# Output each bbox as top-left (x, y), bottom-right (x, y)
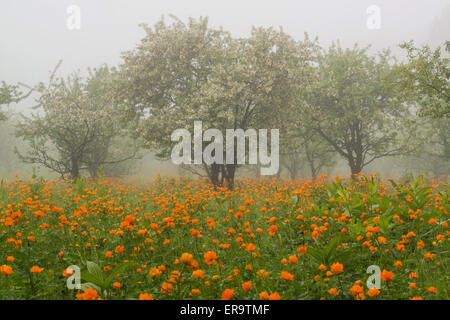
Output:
top-left (0, 174), bottom-right (448, 299)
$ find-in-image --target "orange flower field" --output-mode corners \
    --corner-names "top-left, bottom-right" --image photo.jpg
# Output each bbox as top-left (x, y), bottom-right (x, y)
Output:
top-left (0, 174), bottom-right (448, 300)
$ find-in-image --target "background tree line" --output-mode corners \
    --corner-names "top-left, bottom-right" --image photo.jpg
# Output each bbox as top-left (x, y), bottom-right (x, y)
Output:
top-left (1, 16), bottom-right (448, 187)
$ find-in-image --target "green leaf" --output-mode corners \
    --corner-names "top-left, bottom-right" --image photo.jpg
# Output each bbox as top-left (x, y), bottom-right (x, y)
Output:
top-left (308, 248), bottom-right (324, 264)
top-left (379, 207), bottom-right (395, 234)
top-left (81, 272), bottom-right (104, 288)
top-left (103, 262), bottom-right (130, 290)
top-left (334, 249), bottom-right (353, 266)
top-left (414, 175), bottom-right (423, 189)
top-left (324, 238), bottom-right (340, 264)
top-left (86, 261), bottom-right (103, 282)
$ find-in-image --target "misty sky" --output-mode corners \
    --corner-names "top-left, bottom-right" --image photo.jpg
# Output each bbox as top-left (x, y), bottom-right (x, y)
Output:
top-left (1, 0), bottom-right (449, 112)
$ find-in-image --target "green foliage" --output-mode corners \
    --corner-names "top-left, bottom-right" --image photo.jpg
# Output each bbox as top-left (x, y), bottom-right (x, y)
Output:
top-left (301, 43), bottom-right (415, 175)
top-left (119, 16), bottom-right (318, 186)
top-left (396, 41), bottom-right (449, 119)
top-left (0, 82), bottom-right (21, 118)
top-left (0, 175), bottom-right (448, 300)
top-left (15, 64), bottom-right (138, 180)
top-left (308, 237), bottom-right (353, 266)
top-left (81, 261), bottom-right (131, 298)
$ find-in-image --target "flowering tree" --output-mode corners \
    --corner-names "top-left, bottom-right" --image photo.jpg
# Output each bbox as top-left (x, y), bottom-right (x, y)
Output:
top-left (396, 41), bottom-right (449, 119)
top-left (394, 41), bottom-right (449, 177)
top-left (302, 44), bottom-right (414, 176)
top-left (120, 16), bottom-right (316, 188)
top-left (0, 81), bottom-right (25, 122)
top-left (16, 64), bottom-right (138, 179)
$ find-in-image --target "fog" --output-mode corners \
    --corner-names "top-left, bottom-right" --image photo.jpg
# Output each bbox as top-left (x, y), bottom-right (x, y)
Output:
top-left (1, 0), bottom-right (449, 180)
top-left (2, 1), bottom-right (449, 103)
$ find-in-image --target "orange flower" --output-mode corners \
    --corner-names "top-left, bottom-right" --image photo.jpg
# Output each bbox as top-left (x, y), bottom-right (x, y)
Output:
top-left (268, 292), bottom-right (281, 300)
top-left (246, 243), bottom-right (256, 252)
top-left (328, 288), bottom-right (339, 296)
top-left (149, 267), bottom-right (162, 278)
top-left (115, 245), bottom-right (124, 254)
top-left (190, 228), bottom-right (202, 238)
top-left (268, 225), bottom-right (278, 236)
top-left (242, 281), bottom-right (252, 292)
top-left (30, 266), bottom-right (44, 273)
top-left (113, 282), bottom-right (121, 289)
top-left (367, 288), bottom-right (380, 297)
top-left (192, 269), bottom-right (205, 280)
top-left (62, 267), bottom-right (74, 277)
top-left (203, 251), bottom-right (218, 266)
top-left (259, 291), bottom-right (269, 300)
top-left (330, 262), bottom-right (343, 275)
top-left (4, 217), bottom-right (14, 227)
top-left (350, 284), bottom-right (365, 300)
top-left (221, 289), bottom-right (234, 300)
top-left (76, 287), bottom-right (98, 300)
top-left (105, 251), bottom-right (113, 258)
top-left (311, 230), bottom-right (320, 239)
top-left (0, 265), bottom-right (13, 275)
top-left (161, 282), bottom-right (174, 295)
top-left (377, 236), bottom-right (387, 244)
top-left (424, 252), bottom-right (435, 261)
top-left (380, 270), bottom-right (394, 282)
top-left (138, 293), bottom-right (154, 300)
top-left (280, 271), bottom-right (294, 281)
top-left (427, 287), bottom-right (436, 294)
top-left (296, 246), bottom-right (307, 255)
top-left (288, 255), bottom-right (298, 264)
top-left (191, 289), bottom-right (200, 296)
top-left (180, 253), bottom-right (194, 265)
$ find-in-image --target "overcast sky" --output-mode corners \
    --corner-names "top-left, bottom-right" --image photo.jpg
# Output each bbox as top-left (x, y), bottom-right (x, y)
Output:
top-left (1, 0), bottom-right (449, 109)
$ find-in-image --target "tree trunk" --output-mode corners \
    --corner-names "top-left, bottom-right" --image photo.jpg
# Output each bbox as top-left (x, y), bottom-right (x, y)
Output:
top-left (208, 163), bottom-right (221, 188)
top-left (70, 157), bottom-right (80, 180)
top-left (88, 164), bottom-right (99, 179)
top-left (223, 164), bottom-right (236, 190)
top-left (305, 142), bottom-right (317, 180)
top-left (290, 169), bottom-right (296, 180)
top-left (349, 162), bottom-right (362, 179)
top-left (311, 168), bottom-right (317, 181)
